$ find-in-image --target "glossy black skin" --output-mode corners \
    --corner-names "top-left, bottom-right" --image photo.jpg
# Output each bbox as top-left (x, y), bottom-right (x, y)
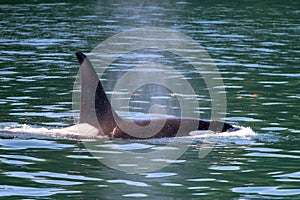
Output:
top-left (94, 73), bottom-right (236, 140)
top-left (76, 51), bottom-right (238, 140)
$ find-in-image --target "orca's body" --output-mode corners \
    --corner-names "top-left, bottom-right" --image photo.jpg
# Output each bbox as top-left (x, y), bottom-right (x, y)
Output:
top-left (73, 52), bottom-right (238, 139)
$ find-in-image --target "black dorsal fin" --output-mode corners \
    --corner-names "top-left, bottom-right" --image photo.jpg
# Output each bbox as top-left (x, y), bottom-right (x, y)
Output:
top-left (75, 52), bottom-right (120, 135)
top-left (75, 51), bottom-right (99, 128)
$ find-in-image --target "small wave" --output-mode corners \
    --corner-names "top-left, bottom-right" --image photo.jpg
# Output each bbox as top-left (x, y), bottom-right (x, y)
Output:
top-left (188, 126), bottom-right (256, 138)
top-left (1, 124), bottom-right (104, 140)
top-left (1, 124), bottom-right (255, 141)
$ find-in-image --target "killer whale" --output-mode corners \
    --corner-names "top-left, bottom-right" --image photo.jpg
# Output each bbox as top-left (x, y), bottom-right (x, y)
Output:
top-left (71, 51), bottom-right (238, 139)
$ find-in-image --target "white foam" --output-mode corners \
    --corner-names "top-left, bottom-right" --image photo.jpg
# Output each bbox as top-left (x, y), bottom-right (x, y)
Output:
top-left (2, 123), bottom-right (105, 140)
top-left (1, 124), bottom-right (255, 141)
top-left (188, 126), bottom-right (256, 138)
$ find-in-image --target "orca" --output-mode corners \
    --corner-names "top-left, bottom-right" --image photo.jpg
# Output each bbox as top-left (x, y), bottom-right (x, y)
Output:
top-left (69, 52), bottom-right (238, 139)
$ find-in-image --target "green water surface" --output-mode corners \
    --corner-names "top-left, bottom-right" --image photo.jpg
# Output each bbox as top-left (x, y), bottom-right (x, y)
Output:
top-left (0, 0), bottom-right (299, 199)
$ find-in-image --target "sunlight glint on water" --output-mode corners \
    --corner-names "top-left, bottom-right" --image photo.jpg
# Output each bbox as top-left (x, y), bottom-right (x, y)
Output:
top-left (0, 1), bottom-right (299, 199)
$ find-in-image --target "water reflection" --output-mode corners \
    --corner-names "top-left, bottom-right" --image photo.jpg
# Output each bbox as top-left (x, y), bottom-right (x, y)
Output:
top-left (0, 185), bottom-right (80, 197)
top-left (0, 0), bottom-right (299, 199)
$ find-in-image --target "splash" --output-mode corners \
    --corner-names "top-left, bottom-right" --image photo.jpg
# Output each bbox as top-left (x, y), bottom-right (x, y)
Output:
top-left (1, 123), bottom-right (104, 140)
top-left (1, 124), bottom-right (255, 141)
top-left (189, 126), bottom-right (256, 138)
